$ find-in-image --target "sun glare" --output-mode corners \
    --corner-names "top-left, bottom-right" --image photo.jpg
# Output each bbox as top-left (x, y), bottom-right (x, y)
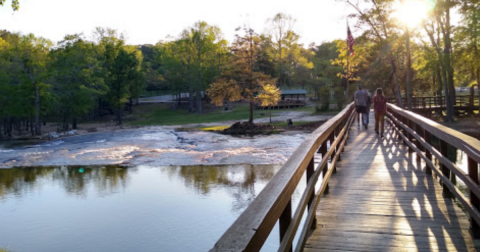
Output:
top-left (393, 0), bottom-right (431, 28)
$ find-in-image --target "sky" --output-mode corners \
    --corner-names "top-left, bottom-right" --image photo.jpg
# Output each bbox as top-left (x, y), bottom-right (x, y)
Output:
top-left (0, 0), bottom-right (354, 46)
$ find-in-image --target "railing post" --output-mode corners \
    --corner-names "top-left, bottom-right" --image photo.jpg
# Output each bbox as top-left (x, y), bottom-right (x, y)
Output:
top-left (424, 129), bottom-right (432, 175)
top-left (335, 126), bottom-right (341, 161)
top-left (279, 200), bottom-right (293, 252)
top-left (440, 140), bottom-right (452, 198)
top-left (329, 132), bottom-right (337, 173)
top-left (407, 119), bottom-right (414, 153)
top-left (321, 141), bottom-right (329, 194)
top-left (468, 157), bottom-right (480, 238)
top-left (306, 157), bottom-right (317, 229)
top-left (396, 114), bottom-right (402, 140)
top-left (414, 123), bottom-right (422, 163)
top-left (401, 116), bottom-right (408, 146)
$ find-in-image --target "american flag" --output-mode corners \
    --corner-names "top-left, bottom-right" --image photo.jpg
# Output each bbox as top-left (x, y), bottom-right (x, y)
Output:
top-left (347, 25), bottom-right (355, 56)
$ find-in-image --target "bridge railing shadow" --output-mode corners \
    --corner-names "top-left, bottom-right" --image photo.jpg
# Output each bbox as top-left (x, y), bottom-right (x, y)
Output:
top-left (386, 103), bottom-right (480, 245)
top-left (376, 125), bottom-right (471, 251)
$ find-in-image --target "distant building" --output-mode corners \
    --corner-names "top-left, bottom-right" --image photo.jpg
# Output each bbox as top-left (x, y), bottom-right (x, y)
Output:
top-left (280, 89), bottom-right (307, 101)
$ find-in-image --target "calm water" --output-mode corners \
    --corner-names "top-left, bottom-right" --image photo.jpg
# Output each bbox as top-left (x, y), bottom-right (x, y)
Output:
top-left (0, 165), bottom-right (283, 252)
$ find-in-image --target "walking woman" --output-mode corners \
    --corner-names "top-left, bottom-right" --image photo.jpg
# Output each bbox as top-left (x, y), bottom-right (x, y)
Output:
top-left (373, 88), bottom-right (387, 137)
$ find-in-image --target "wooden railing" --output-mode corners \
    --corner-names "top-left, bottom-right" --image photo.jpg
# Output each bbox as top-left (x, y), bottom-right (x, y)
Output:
top-left (209, 103), bottom-right (356, 252)
top-left (387, 95), bottom-right (479, 109)
top-left (387, 103), bottom-right (480, 237)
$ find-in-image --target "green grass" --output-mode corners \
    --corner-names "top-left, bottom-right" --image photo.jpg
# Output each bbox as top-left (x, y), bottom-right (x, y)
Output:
top-left (127, 103), bottom-right (317, 127)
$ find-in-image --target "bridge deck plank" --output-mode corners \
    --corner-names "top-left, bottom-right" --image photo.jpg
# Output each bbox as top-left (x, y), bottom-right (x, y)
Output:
top-left (304, 119), bottom-right (480, 252)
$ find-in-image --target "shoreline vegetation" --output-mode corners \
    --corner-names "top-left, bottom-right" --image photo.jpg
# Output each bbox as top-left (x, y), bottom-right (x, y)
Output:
top-left (0, 101), bottom-right (333, 143)
top-left (2, 99), bottom-right (479, 144)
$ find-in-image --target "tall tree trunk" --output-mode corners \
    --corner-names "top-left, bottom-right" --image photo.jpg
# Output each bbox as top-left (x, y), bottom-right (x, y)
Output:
top-left (33, 84), bottom-right (40, 135)
top-left (63, 114), bottom-right (69, 130)
top-left (249, 100), bottom-right (254, 124)
top-left (116, 108), bottom-right (122, 125)
top-left (196, 68), bottom-right (203, 114)
top-left (188, 67), bottom-right (195, 112)
top-left (444, 3), bottom-right (455, 122)
top-left (390, 58), bottom-right (403, 107)
top-left (178, 88), bottom-right (182, 106)
top-left (436, 64), bottom-right (443, 96)
top-left (406, 29), bottom-right (412, 110)
top-left (72, 117), bottom-right (77, 130)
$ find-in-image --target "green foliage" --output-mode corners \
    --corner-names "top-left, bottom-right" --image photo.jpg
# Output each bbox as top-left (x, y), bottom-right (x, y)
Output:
top-left (49, 34), bottom-right (107, 127)
top-left (0, 31), bottom-right (52, 135)
top-left (0, 0), bottom-right (19, 10)
top-left (96, 29), bottom-right (143, 125)
top-left (266, 13), bottom-right (313, 89)
top-left (257, 84), bottom-right (281, 107)
top-left (208, 27), bottom-right (279, 123)
top-left (207, 78), bottom-right (242, 106)
top-left (316, 85), bottom-right (331, 111)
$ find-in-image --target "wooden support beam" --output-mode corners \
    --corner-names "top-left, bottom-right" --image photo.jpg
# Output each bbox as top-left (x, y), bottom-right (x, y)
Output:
top-left (469, 157), bottom-right (480, 239)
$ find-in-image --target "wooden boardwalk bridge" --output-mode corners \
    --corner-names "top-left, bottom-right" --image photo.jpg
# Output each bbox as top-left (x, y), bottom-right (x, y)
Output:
top-left (388, 95), bottom-right (479, 117)
top-left (210, 103), bottom-right (480, 252)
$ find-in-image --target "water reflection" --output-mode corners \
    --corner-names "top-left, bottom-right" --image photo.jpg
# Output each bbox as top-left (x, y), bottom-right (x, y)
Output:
top-left (0, 165), bottom-right (280, 252)
top-left (166, 164), bottom-right (278, 212)
top-left (0, 166), bottom-right (129, 199)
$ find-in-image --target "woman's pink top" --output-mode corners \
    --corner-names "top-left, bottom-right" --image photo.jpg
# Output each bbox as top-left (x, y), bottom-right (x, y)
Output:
top-left (373, 95), bottom-right (387, 113)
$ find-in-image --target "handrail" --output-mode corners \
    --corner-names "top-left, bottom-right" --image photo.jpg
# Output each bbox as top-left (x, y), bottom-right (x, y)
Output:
top-left (387, 95), bottom-right (479, 110)
top-left (386, 103), bottom-right (480, 236)
top-left (210, 103), bottom-right (355, 252)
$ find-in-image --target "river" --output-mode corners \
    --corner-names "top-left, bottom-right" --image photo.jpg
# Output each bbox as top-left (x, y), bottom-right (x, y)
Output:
top-left (0, 128), bottom-right (311, 252)
top-left (0, 127), bottom-right (308, 168)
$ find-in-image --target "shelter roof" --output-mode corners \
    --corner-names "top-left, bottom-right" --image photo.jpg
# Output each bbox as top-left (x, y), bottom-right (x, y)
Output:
top-left (280, 89), bottom-right (307, 95)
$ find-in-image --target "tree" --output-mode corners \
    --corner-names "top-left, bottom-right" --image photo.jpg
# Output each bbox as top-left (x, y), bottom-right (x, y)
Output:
top-left (455, 0), bottom-right (480, 87)
top-left (14, 34), bottom-right (52, 135)
top-left (257, 84), bottom-right (281, 123)
top-left (266, 13), bottom-right (295, 89)
top-left (208, 27), bottom-right (278, 124)
top-left (106, 47), bottom-right (142, 125)
top-left (179, 21), bottom-right (228, 113)
top-left (140, 44), bottom-right (166, 94)
top-left (346, 0), bottom-right (404, 107)
top-left (124, 45), bottom-right (146, 107)
top-left (95, 27), bottom-right (143, 125)
top-left (422, 0), bottom-right (457, 121)
top-left (207, 78), bottom-right (242, 107)
top-left (0, 0), bottom-right (19, 11)
top-left (49, 34), bottom-right (107, 129)
top-left (310, 41), bottom-right (344, 109)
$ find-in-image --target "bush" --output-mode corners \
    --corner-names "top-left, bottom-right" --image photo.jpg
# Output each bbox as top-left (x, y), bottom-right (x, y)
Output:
top-left (333, 86), bottom-right (347, 109)
top-left (315, 86), bottom-right (331, 111)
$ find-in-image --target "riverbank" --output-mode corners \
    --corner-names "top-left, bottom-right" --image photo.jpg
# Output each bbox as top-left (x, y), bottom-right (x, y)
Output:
top-left (1, 102), bottom-right (333, 143)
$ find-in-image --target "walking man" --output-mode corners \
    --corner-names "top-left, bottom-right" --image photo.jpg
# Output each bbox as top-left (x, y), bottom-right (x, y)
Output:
top-left (354, 84), bottom-right (368, 129)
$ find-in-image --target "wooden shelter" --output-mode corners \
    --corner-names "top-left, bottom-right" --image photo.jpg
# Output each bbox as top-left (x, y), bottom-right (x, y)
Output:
top-left (280, 89), bottom-right (307, 101)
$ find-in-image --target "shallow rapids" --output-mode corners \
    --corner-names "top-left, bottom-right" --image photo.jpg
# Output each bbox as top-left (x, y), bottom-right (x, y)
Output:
top-left (0, 127), bottom-right (308, 168)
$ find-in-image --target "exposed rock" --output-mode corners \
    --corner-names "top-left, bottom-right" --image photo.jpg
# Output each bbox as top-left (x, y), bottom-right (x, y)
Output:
top-left (221, 122), bottom-right (278, 135)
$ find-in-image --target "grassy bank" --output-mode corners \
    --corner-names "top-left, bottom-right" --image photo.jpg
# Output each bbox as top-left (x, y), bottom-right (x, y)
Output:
top-left (126, 103), bottom-right (315, 127)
